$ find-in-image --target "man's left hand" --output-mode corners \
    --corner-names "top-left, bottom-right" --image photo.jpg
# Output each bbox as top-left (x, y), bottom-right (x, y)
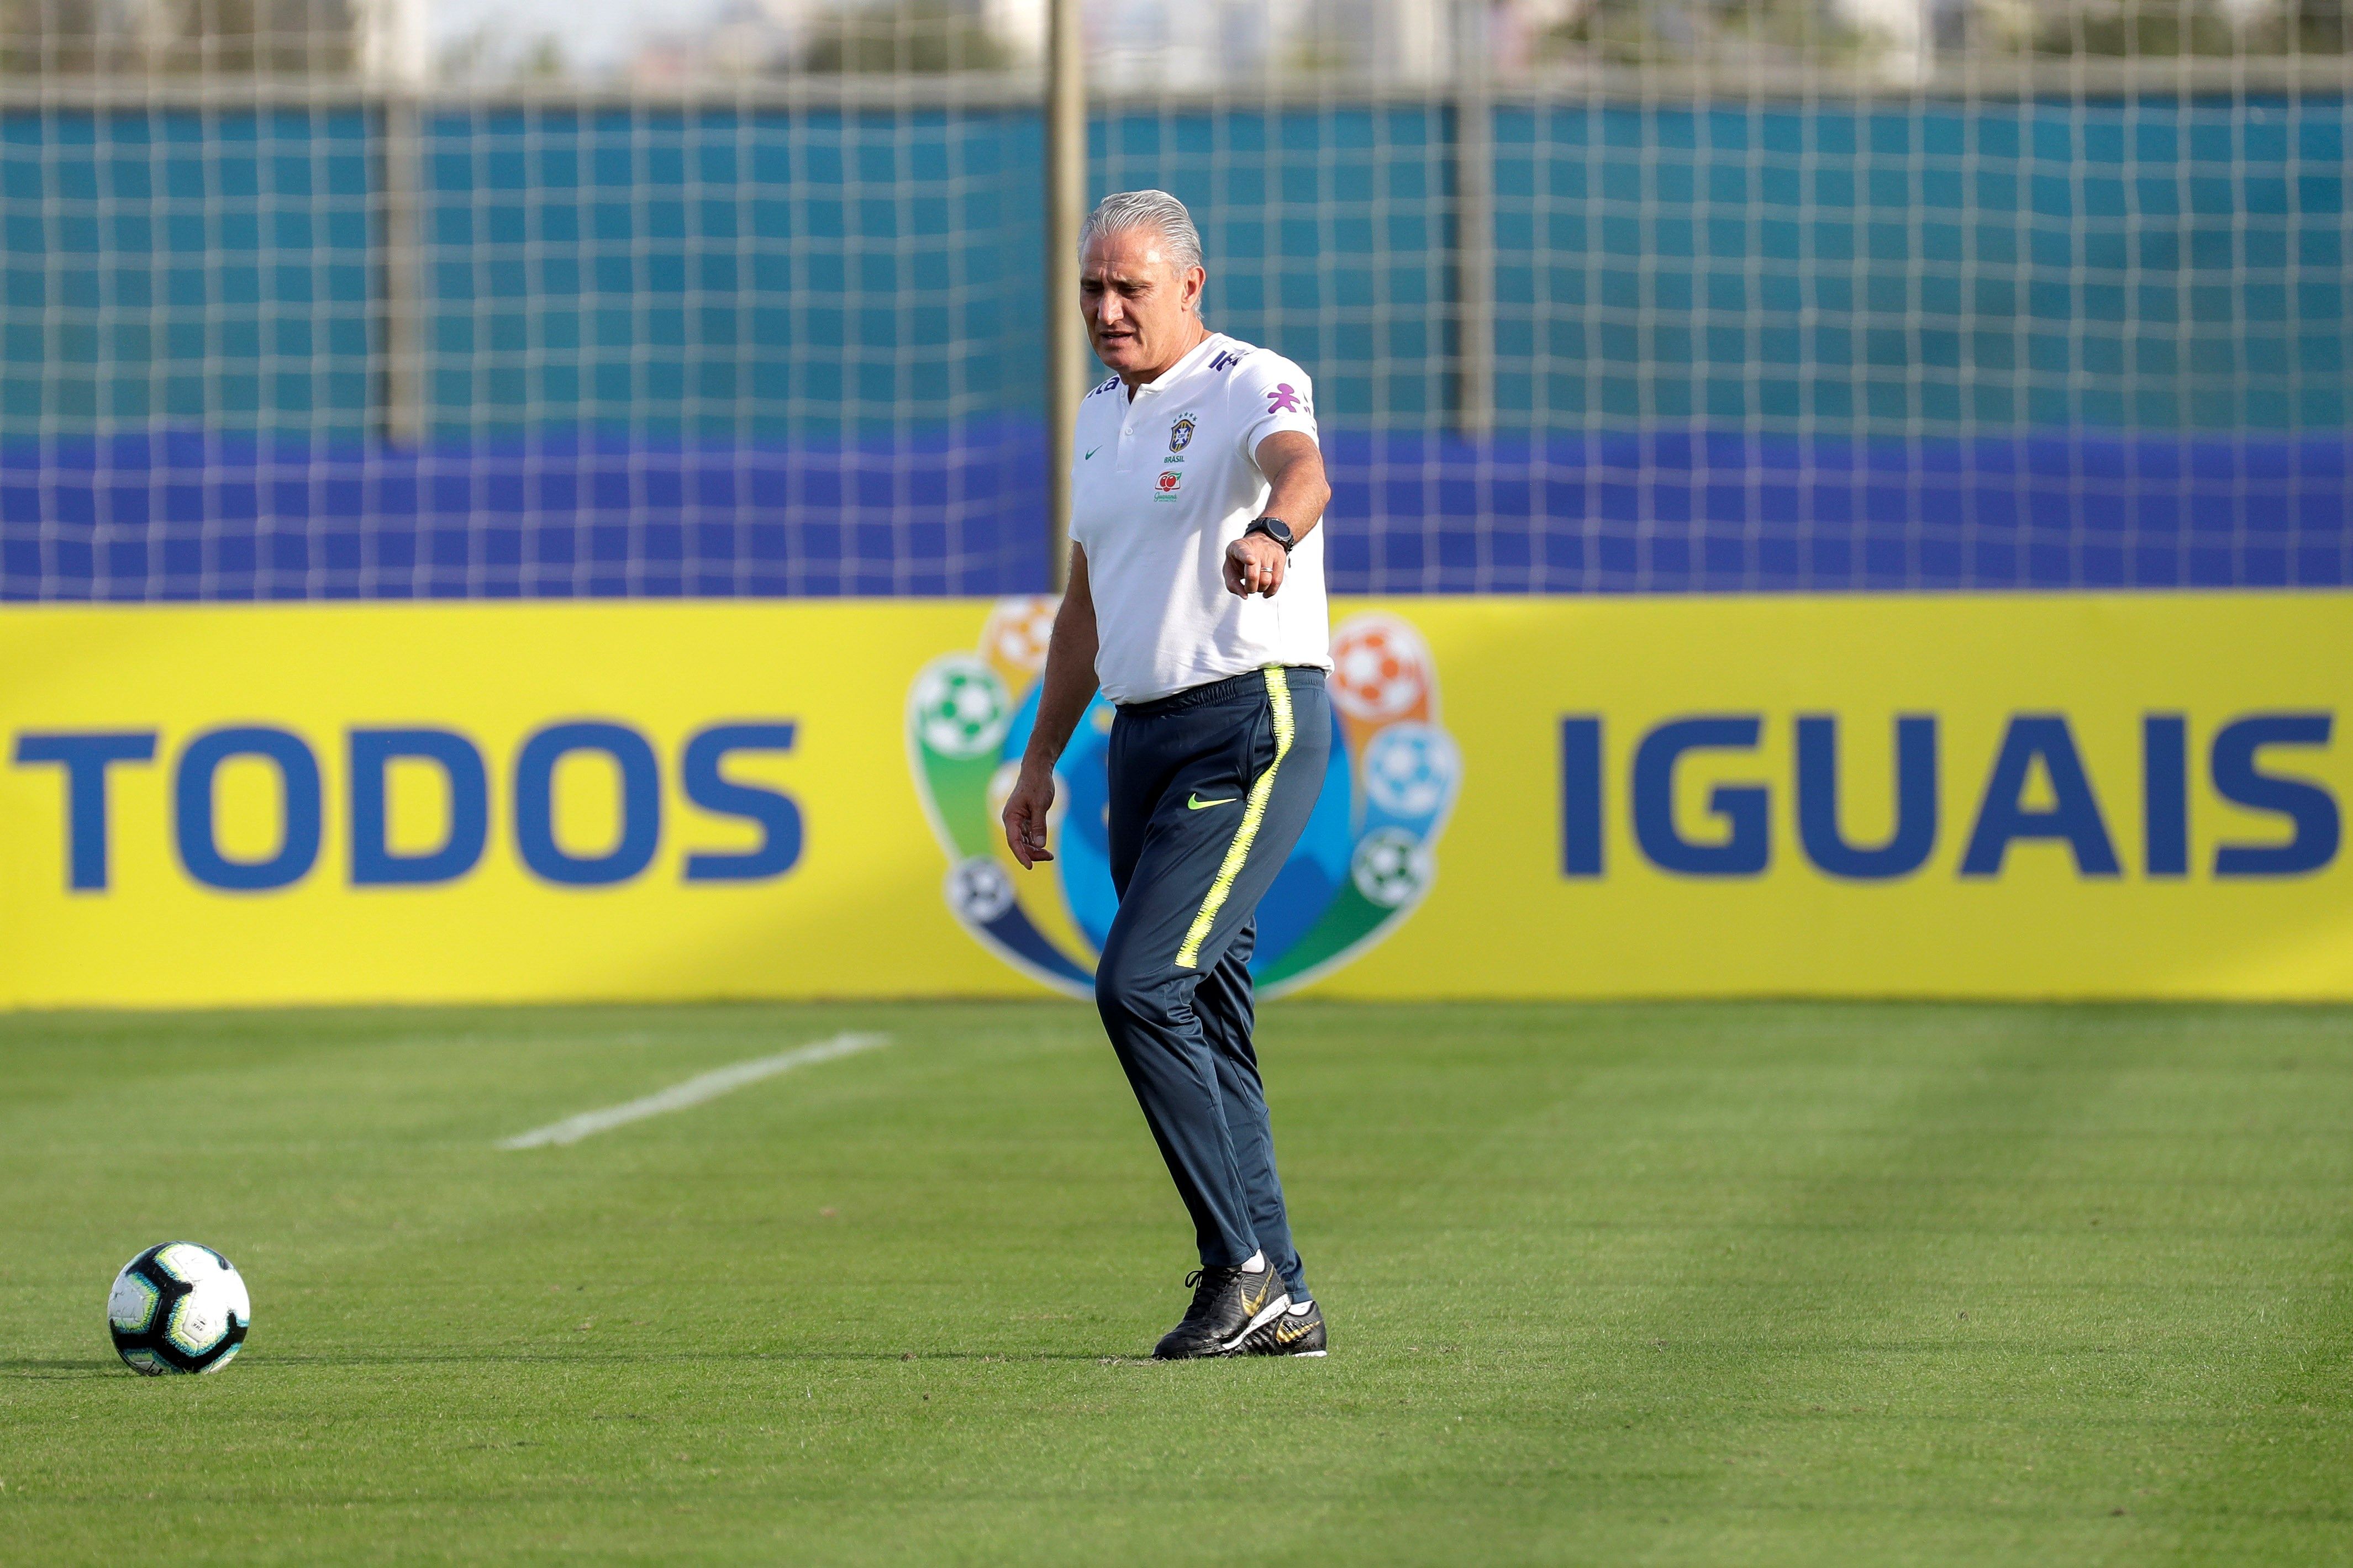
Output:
top-left (1224, 532), bottom-right (1287, 599)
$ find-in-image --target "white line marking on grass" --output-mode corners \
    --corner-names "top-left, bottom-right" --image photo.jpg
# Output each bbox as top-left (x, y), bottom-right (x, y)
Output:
top-left (497, 1032), bottom-right (891, 1150)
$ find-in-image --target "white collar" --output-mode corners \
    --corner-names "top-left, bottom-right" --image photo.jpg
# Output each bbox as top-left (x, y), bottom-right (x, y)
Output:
top-left (1124, 332), bottom-right (1223, 401)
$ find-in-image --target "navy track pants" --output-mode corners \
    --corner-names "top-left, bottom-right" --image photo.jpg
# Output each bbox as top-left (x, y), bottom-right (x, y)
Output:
top-left (1095, 664), bottom-right (1330, 1297)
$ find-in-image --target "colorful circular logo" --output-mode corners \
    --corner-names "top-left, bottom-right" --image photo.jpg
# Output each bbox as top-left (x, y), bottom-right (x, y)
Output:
top-left (907, 599), bottom-right (1461, 997)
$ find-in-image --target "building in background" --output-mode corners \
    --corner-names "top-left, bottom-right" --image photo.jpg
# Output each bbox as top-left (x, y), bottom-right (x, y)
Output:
top-left (629, 0), bottom-right (819, 82)
top-left (1083, 0), bottom-right (1301, 88)
top-left (356, 0), bottom-right (425, 81)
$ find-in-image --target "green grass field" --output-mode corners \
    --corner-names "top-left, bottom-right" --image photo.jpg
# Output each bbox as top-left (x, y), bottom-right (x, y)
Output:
top-left (3, 1000), bottom-right (2350, 1564)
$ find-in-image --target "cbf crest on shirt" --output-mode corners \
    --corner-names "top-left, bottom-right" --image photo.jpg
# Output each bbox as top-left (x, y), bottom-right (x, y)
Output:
top-left (1069, 332), bottom-right (1330, 706)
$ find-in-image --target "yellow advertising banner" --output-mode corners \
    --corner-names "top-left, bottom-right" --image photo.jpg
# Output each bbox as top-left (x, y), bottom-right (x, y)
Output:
top-left (2, 593), bottom-right (2347, 1008)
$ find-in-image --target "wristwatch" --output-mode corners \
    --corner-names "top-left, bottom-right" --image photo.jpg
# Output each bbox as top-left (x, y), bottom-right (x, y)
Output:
top-left (1244, 516), bottom-right (1296, 553)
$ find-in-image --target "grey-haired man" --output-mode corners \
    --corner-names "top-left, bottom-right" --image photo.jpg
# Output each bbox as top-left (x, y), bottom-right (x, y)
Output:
top-left (1002, 189), bottom-right (1334, 1359)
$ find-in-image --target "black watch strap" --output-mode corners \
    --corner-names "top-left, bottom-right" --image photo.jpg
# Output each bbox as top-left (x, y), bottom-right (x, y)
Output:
top-left (1245, 517), bottom-right (1296, 553)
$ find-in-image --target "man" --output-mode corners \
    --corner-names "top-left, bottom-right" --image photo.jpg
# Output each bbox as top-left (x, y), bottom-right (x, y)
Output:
top-left (1002, 189), bottom-right (1333, 1360)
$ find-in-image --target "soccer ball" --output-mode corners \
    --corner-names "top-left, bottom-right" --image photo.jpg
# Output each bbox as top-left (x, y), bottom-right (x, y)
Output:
top-left (1361, 722), bottom-right (1461, 822)
top-left (945, 855), bottom-right (1017, 923)
top-left (910, 656), bottom-right (1012, 761)
top-left (1351, 827), bottom-right (1434, 909)
top-left (1329, 614), bottom-right (1433, 722)
top-left (982, 595), bottom-right (1059, 674)
top-left (107, 1242), bottom-right (250, 1376)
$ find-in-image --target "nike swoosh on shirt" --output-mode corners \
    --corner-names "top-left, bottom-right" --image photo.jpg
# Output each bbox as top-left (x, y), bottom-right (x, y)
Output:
top-left (1085, 446), bottom-right (1101, 460)
top-left (1187, 793), bottom-right (1238, 810)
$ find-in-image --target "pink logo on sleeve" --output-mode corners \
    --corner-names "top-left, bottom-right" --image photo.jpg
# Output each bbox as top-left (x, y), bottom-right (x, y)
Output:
top-left (1265, 383), bottom-right (1304, 415)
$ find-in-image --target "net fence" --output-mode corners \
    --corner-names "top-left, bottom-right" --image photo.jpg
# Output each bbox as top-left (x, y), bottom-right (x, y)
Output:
top-left (1, 10), bottom-right (2349, 598)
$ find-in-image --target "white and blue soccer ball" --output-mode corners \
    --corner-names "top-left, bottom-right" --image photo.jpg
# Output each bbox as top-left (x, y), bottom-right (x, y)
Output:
top-left (1362, 723), bottom-right (1461, 822)
top-left (108, 1242), bottom-right (250, 1375)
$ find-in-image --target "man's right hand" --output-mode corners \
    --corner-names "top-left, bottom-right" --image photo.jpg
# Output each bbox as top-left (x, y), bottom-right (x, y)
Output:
top-left (1002, 761), bottom-right (1058, 868)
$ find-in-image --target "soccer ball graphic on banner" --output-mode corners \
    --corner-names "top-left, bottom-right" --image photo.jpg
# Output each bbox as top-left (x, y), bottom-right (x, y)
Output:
top-left (910, 656), bottom-right (1013, 761)
top-left (908, 603), bottom-right (1460, 997)
top-left (107, 1243), bottom-right (250, 1375)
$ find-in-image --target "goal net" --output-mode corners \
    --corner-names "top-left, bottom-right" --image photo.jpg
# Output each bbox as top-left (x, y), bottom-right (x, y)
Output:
top-left (1, 3), bottom-right (2346, 599)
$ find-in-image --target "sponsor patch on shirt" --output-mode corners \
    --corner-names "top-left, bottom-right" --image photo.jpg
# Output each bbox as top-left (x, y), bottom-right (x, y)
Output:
top-left (1154, 470), bottom-right (1182, 501)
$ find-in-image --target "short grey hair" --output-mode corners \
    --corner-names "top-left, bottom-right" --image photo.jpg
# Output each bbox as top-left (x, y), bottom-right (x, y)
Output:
top-left (1080, 189), bottom-right (1206, 296)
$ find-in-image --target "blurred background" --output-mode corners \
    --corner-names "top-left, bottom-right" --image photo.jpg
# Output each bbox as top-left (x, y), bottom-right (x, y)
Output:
top-left (9, 0), bottom-right (2345, 91)
top-left (0, 0), bottom-right (2345, 598)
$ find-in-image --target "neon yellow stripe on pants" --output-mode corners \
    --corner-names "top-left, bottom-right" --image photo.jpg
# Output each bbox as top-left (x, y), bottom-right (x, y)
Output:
top-left (1174, 666), bottom-right (1294, 970)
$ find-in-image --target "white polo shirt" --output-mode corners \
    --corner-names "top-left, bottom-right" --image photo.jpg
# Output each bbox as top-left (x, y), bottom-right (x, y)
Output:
top-left (1070, 331), bottom-right (1333, 705)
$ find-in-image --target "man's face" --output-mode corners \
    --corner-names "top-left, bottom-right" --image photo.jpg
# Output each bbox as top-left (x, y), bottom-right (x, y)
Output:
top-left (1080, 226), bottom-right (1205, 379)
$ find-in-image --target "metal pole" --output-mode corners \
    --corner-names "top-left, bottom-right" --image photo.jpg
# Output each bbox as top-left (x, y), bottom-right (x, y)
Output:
top-left (364, 0), bottom-right (429, 450)
top-left (378, 93), bottom-right (424, 450)
top-left (1451, 0), bottom-right (1494, 437)
top-left (1045, 0), bottom-right (1086, 590)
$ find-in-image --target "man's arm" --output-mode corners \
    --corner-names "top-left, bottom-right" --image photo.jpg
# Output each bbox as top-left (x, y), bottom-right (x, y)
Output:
top-left (1002, 544), bottom-right (1099, 868)
top-left (1224, 430), bottom-right (1331, 599)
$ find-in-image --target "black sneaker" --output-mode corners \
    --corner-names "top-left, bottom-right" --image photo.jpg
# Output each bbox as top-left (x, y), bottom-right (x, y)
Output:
top-left (1238, 1297), bottom-right (1326, 1357)
top-left (1152, 1260), bottom-right (1291, 1360)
